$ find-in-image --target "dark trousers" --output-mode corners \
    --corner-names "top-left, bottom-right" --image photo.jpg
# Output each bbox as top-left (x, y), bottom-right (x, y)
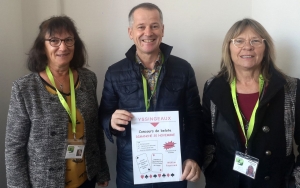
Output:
top-left (116, 179), bottom-right (187, 188)
top-left (78, 177), bottom-right (96, 188)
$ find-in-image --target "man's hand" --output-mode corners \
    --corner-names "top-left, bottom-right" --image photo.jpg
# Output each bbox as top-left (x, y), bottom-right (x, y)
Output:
top-left (111, 110), bottom-right (133, 131)
top-left (97, 181), bottom-right (109, 187)
top-left (181, 159), bottom-right (201, 182)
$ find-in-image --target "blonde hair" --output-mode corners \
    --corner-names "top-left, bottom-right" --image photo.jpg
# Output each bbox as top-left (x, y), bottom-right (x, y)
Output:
top-left (218, 18), bottom-right (282, 83)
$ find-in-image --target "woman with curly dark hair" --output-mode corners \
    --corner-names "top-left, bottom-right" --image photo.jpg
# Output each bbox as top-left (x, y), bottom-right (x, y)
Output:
top-left (5, 16), bottom-right (110, 188)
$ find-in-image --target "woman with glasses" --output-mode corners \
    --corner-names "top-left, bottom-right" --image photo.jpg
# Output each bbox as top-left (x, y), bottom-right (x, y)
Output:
top-left (202, 18), bottom-right (300, 187)
top-left (5, 16), bottom-right (110, 188)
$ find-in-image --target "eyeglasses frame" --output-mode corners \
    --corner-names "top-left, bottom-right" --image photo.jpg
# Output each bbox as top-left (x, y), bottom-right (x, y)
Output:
top-left (45, 37), bottom-right (76, 47)
top-left (231, 38), bottom-right (266, 48)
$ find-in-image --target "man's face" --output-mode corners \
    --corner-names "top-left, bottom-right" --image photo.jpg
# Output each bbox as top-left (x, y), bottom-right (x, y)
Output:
top-left (128, 8), bottom-right (164, 56)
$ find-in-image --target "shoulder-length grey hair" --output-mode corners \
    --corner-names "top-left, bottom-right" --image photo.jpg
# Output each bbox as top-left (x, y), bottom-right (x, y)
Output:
top-left (218, 18), bottom-right (282, 83)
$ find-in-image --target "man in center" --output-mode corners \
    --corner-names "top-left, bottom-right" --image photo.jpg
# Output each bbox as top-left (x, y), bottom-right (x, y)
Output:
top-left (99, 3), bottom-right (203, 187)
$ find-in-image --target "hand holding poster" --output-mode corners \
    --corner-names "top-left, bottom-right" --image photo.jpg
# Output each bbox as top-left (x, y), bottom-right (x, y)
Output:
top-left (131, 111), bottom-right (182, 184)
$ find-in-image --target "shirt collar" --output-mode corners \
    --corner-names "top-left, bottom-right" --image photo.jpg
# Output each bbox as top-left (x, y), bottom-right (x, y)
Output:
top-left (135, 51), bottom-right (162, 68)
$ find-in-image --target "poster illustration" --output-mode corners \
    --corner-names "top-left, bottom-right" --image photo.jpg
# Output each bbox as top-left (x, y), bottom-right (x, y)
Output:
top-left (131, 111), bottom-right (182, 184)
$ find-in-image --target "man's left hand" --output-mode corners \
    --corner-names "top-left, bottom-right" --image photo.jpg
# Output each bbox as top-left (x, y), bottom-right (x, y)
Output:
top-left (180, 159), bottom-right (201, 182)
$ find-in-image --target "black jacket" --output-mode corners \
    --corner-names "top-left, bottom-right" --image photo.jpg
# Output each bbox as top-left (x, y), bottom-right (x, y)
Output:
top-left (202, 67), bottom-right (300, 188)
top-left (99, 43), bottom-right (203, 184)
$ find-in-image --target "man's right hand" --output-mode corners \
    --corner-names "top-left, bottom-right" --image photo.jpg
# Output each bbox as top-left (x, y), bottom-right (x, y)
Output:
top-left (110, 110), bottom-right (133, 131)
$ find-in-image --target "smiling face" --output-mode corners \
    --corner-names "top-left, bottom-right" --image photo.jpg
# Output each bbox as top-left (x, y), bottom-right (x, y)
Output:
top-left (128, 8), bottom-right (164, 56)
top-left (230, 26), bottom-right (265, 72)
top-left (44, 31), bottom-right (74, 68)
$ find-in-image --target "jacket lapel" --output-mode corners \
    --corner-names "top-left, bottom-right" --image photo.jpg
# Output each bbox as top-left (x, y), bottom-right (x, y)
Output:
top-left (206, 76), bottom-right (241, 137)
top-left (248, 69), bottom-right (286, 143)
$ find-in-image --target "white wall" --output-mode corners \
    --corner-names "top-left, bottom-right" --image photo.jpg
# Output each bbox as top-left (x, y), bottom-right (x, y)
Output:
top-left (252, 0), bottom-right (300, 77)
top-left (0, 0), bottom-right (299, 187)
top-left (0, 1), bottom-right (24, 186)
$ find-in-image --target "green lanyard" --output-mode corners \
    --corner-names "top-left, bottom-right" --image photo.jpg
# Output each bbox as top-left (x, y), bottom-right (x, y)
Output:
top-left (231, 74), bottom-right (264, 149)
top-left (142, 54), bottom-right (164, 112)
top-left (46, 66), bottom-right (77, 137)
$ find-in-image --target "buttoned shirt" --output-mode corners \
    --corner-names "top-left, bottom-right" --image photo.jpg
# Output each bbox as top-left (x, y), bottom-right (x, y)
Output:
top-left (136, 52), bottom-right (162, 109)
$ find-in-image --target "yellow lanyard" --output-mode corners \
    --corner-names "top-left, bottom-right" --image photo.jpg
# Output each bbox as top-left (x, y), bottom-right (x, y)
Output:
top-left (231, 75), bottom-right (264, 149)
top-left (142, 54), bottom-right (164, 112)
top-left (46, 66), bottom-right (77, 138)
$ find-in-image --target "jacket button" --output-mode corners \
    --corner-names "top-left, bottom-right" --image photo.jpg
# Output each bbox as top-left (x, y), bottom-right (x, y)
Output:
top-left (264, 176), bottom-right (270, 180)
top-left (265, 150), bottom-right (272, 155)
top-left (50, 131), bottom-right (56, 136)
top-left (262, 126), bottom-right (270, 133)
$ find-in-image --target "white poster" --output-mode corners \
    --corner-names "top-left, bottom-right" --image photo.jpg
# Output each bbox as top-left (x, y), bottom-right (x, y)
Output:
top-left (131, 111), bottom-right (182, 184)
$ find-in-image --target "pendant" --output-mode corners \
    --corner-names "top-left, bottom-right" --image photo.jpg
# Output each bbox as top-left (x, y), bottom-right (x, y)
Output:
top-left (245, 122), bottom-right (249, 132)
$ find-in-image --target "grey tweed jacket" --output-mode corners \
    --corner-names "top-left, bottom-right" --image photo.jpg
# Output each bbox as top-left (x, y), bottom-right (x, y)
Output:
top-left (5, 68), bottom-right (110, 188)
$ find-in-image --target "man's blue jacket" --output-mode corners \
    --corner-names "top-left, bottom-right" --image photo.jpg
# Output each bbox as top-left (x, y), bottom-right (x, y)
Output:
top-left (99, 43), bottom-right (203, 185)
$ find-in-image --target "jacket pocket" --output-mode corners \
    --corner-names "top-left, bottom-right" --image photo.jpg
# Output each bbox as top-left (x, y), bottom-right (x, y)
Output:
top-left (117, 83), bottom-right (139, 108)
top-left (162, 81), bottom-right (185, 107)
top-left (118, 83), bottom-right (138, 94)
top-left (164, 81), bottom-right (185, 92)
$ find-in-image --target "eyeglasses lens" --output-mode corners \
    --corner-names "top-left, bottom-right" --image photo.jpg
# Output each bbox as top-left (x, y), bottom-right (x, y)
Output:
top-left (49, 38), bottom-right (75, 47)
top-left (233, 39), bottom-right (264, 48)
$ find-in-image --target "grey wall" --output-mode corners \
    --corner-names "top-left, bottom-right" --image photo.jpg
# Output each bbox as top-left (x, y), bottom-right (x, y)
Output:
top-left (1, 0), bottom-right (299, 187)
top-left (0, 1), bottom-right (25, 185)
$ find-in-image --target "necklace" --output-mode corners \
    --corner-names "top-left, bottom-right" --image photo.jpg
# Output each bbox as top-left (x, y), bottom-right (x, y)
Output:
top-left (52, 76), bottom-right (63, 91)
top-left (240, 112), bottom-right (249, 132)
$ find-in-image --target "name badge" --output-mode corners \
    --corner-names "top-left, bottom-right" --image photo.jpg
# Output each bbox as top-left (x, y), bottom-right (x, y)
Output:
top-left (65, 145), bottom-right (85, 159)
top-left (233, 151), bottom-right (259, 179)
top-left (65, 139), bottom-right (86, 159)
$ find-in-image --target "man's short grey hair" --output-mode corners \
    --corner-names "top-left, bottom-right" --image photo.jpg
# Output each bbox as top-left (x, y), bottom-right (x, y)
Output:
top-left (128, 3), bottom-right (163, 27)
